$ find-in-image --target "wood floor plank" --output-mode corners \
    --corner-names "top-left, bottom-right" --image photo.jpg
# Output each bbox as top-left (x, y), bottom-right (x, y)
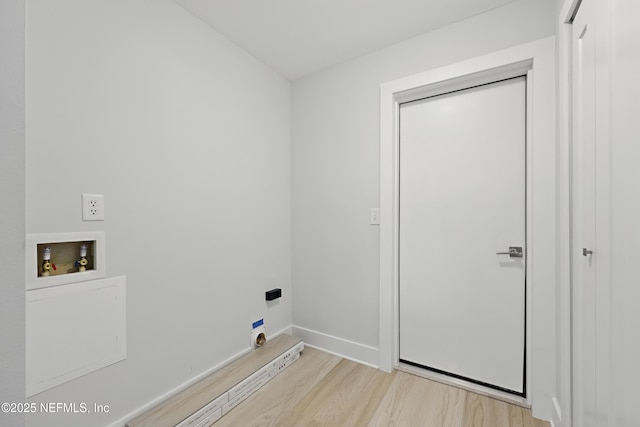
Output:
top-left (281, 358), bottom-right (395, 427)
top-left (462, 392), bottom-right (510, 427)
top-left (369, 370), bottom-right (466, 427)
top-left (127, 335), bottom-right (302, 427)
top-left (170, 344), bottom-right (550, 427)
top-left (215, 347), bottom-right (341, 427)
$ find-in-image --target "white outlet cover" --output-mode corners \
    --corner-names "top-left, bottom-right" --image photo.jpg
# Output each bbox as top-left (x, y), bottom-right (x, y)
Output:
top-left (82, 194), bottom-right (104, 221)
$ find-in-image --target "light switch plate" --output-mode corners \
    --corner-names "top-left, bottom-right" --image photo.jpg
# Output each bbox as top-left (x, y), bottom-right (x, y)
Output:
top-left (370, 208), bottom-right (380, 225)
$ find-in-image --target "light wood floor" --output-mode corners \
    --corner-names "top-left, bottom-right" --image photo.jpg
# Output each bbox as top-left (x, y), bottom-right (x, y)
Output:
top-left (215, 346), bottom-right (550, 427)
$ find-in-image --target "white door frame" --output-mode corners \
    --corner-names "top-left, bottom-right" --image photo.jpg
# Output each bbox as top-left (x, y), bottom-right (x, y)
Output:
top-left (379, 37), bottom-right (556, 418)
top-left (554, 2), bottom-right (581, 426)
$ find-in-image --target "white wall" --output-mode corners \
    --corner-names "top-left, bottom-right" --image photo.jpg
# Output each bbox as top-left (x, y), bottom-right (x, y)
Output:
top-left (610, 2), bottom-right (640, 424)
top-left (0, 0), bottom-right (26, 426)
top-left (292, 0), bottom-right (555, 359)
top-left (25, 1), bottom-right (291, 426)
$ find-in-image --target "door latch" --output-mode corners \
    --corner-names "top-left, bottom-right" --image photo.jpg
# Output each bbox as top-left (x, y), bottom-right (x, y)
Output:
top-left (496, 246), bottom-right (523, 258)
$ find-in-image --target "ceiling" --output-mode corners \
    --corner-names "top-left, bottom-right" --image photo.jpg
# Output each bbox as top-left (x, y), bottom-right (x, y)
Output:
top-left (174, 0), bottom-right (520, 81)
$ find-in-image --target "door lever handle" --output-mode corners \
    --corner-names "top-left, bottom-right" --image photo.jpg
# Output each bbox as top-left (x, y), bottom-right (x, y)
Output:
top-left (496, 246), bottom-right (523, 258)
top-left (583, 248), bottom-right (593, 256)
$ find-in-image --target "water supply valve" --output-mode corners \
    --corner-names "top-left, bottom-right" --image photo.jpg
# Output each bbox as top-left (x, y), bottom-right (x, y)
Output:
top-left (41, 246), bottom-right (56, 276)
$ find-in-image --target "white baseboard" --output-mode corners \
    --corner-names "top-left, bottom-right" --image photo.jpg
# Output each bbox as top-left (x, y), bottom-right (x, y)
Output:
top-left (271, 325), bottom-right (293, 340)
top-left (108, 325), bottom-right (293, 427)
top-left (291, 325), bottom-right (379, 368)
top-left (549, 397), bottom-right (563, 427)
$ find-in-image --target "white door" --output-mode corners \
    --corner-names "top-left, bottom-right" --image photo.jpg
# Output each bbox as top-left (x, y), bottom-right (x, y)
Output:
top-left (399, 77), bottom-right (526, 395)
top-left (571, 0), bottom-right (598, 424)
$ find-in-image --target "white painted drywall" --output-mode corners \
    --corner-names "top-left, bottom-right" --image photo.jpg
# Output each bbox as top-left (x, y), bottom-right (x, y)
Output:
top-left (0, 0), bottom-right (26, 426)
top-left (25, 1), bottom-right (291, 426)
top-left (607, 1), bottom-right (640, 425)
top-left (611, 2), bottom-right (640, 423)
top-left (292, 0), bottom-right (554, 356)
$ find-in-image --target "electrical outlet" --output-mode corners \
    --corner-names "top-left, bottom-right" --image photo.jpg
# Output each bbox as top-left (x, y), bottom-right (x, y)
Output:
top-left (82, 194), bottom-right (105, 221)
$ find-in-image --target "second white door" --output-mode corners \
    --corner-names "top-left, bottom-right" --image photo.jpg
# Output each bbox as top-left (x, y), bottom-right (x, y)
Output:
top-left (399, 77), bottom-right (527, 395)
